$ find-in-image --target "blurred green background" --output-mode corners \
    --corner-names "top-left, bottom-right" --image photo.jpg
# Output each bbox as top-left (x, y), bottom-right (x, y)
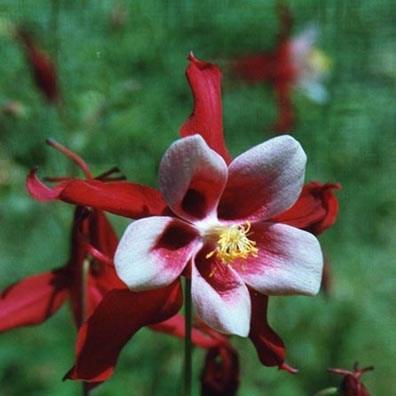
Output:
top-left (0, 0), bottom-right (395, 395)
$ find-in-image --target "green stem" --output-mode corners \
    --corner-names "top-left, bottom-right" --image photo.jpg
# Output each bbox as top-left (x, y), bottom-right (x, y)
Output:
top-left (81, 258), bottom-right (91, 396)
top-left (183, 277), bottom-right (192, 396)
top-left (82, 383), bottom-right (90, 396)
top-left (313, 387), bottom-right (339, 396)
top-left (81, 258), bottom-right (90, 323)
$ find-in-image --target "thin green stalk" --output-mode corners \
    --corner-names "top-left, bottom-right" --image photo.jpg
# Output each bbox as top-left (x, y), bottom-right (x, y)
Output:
top-left (183, 277), bottom-right (192, 396)
top-left (81, 258), bottom-right (91, 396)
top-left (313, 387), bottom-right (339, 396)
top-left (82, 383), bottom-right (90, 396)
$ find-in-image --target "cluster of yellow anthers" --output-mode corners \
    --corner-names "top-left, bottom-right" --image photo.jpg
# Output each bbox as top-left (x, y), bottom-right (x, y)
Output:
top-left (206, 221), bottom-right (259, 266)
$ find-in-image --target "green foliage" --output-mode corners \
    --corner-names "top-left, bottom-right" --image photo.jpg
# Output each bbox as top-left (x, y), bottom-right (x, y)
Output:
top-left (0, 0), bottom-right (395, 395)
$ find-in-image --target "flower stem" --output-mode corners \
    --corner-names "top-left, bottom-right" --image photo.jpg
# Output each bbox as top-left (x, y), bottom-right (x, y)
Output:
top-left (81, 258), bottom-right (91, 324)
top-left (183, 277), bottom-right (192, 396)
top-left (81, 258), bottom-right (91, 396)
top-left (82, 383), bottom-right (90, 396)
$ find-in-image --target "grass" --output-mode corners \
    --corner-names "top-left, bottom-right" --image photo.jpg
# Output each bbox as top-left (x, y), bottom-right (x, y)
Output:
top-left (0, 0), bottom-right (395, 395)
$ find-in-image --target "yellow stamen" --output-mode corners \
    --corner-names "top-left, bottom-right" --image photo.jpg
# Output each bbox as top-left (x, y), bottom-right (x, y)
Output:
top-left (309, 49), bottom-right (331, 74)
top-left (205, 221), bottom-right (258, 266)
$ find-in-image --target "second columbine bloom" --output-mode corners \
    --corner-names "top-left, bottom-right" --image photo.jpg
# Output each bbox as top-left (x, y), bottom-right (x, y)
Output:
top-left (115, 134), bottom-right (323, 337)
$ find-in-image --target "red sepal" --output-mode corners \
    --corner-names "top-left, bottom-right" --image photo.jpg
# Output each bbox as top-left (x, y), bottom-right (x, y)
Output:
top-left (65, 281), bottom-right (183, 382)
top-left (150, 314), bottom-right (222, 349)
top-left (26, 168), bottom-right (65, 201)
top-left (180, 53), bottom-right (232, 164)
top-left (27, 169), bottom-right (167, 219)
top-left (0, 270), bottom-right (68, 332)
top-left (273, 181), bottom-right (341, 235)
top-left (248, 290), bottom-right (297, 373)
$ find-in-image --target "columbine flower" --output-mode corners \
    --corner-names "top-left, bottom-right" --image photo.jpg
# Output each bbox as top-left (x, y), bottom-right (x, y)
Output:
top-left (27, 54), bottom-right (338, 381)
top-left (16, 27), bottom-right (60, 103)
top-left (289, 26), bottom-right (331, 104)
top-left (329, 364), bottom-right (373, 396)
top-left (232, 3), bottom-right (330, 132)
top-left (115, 133), bottom-right (323, 336)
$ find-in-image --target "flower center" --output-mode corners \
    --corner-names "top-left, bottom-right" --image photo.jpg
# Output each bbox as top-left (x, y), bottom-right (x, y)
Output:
top-left (308, 49), bottom-right (331, 74)
top-left (205, 221), bottom-right (258, 265)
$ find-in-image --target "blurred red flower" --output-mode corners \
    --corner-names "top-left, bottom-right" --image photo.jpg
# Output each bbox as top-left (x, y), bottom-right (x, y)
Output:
top-left (232, 3), bottom-right (330, 132)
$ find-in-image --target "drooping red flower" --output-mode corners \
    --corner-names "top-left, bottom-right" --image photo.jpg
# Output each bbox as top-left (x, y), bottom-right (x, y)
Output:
top-left (329, 364), bottom-right (373, 396)
top-left (232, 2), bottom-right (330, 132)
top-left (0, 205), bottom-right (120, 332)
top-left (1, 142), bottom-right (128, 330)
top-left (16, 27), bottom-right (60, 103)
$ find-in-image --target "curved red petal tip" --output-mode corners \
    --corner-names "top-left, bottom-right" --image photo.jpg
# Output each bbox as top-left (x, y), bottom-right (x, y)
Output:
top-left (26, 168), bottom-right (65, 201)
top-left (280, 362), bottom-right (298, 374)
top-left (322, 182), bottom-right (341, 192)
top-left (187, 51), bottom-right (211, 70)
top-left (188, 50), bottom-right (195, 61)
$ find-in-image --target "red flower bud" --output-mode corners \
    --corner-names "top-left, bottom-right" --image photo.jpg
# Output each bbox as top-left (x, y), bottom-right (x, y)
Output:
top-left (201, 345), bottom-right (240, 396)
top-left (329, 363), bottom-right (373, 396)
top-left (16, 28), bottom-right (60, 103)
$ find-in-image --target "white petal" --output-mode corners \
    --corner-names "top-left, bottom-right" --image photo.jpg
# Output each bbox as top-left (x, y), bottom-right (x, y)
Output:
top-left (300, 80), bottom-right (329, 103)
top-left (115, 217), bottom-right (199, 291)
top-left (191, 250), bottom-right (251, 337)
top-left (218, 135), bottom-right (306, 222)
top-left (237, 222), bottom-right (323, 296)
top-left (159, 135), bottom-right (228, 222)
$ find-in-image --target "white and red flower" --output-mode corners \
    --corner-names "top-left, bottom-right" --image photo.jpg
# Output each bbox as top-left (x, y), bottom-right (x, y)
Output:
top-left (115, 133), bottom-right (323, 336)
top-left (232, 3), bottom-right (330, 132)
